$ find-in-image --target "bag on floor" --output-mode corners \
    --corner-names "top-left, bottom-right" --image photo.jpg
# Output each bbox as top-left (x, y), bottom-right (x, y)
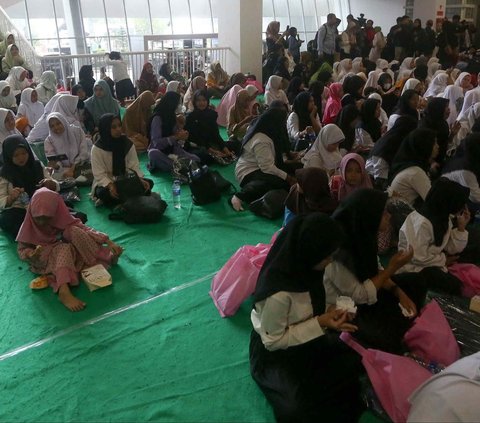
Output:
top-left (114, 169), bottom-right (145, 201)
top-left (108, 193), bottom-right (167, 224)
top-left (340, 332), bottom-right (432, 423)
top-left (249, 189), bottom-right (289, 219)
top-left (210, 243), bottom-right (271, 317)
top-left (404, 300), bottom-right (460, 366)
top-left (189, 165), bottom-right (222, 205)
top-left (448, 263), bottom-right (480, 297)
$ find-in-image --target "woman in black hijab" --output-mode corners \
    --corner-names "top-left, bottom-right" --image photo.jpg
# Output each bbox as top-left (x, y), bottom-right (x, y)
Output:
top-left (231, 108), bottom-right (294, 211)
top-left (0, 135), bottom-right (58, 237)
top-left (273, 56), bottom-right (291, 81)
top-left (308, 80), bottom-right (325, 118)
top-left (250, 213), bottom-right (364, 423)
top-left (336, 104), bottom-right (360, 152)
top-left (288, 91), bottom-right (320, 150)
top-left (391, 89), bottom-right (420, 122)
top-left (78, 65), bottom-right (95, 98)
top-left (359, 98), bottom-right (382, 143)
top-left (325, 189), bottom-right (426, 353)
top-left (377, 72), bottom-right (397, 116)
top-left (158, 63), bottom-right (173, 82)
top-left (91, 114), bottom-right (152, 207)
top-left (185, 89), bottom-right (237, 165)
top-left (341, 75), bottom-right (365, 107)
top-left (286, 76), bottom-right (304, 105)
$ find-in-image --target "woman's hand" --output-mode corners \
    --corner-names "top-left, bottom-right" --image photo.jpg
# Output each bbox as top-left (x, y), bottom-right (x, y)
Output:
top-left (106, 239), bottom-right (123, 257)
top-left (395, 287), bottom-right (417, 318)
top-left (141, 179), bottom-right (151, 192)
top-left (317, 309), bottom-right (358, 332)
top-left (40, 179), bottom-right (58, 191)
top-left (7, 187), bottom-right (24, 205)
top-left (63, 167), bottom-right (75, 179)
top-left (175, 129), bottom-right (189, 142)
top-left (450, 121), bottom-right (461, 137)
top-left (456, 206), bottom-right (471, 231)
top-left (108, 183), bottom-right (119, 199)
top-left (47, 161), bottom-right (60, 170)
top-left (388, 246), bottom-right (414, 273)
top-left (446, 254), bottom-right (460, 266)
top-left (28, 245), bottom-right (43, 259)
top-left (286, 174), bottom-right (297, 186)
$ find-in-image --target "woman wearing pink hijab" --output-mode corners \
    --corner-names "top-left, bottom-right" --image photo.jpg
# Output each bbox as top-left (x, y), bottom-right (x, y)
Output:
top-left (330, 153), bottom-right (373, 201)
top-left (16, 188), bottom-right (123, 312)
top-left (322, 82), bottom-right (343, 125)
top-left (216, 84), bottom-right (243, 127)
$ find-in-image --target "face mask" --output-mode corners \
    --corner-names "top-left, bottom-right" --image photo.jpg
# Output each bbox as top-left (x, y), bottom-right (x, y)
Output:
top-left (383, 83), bottom-right (392, 90)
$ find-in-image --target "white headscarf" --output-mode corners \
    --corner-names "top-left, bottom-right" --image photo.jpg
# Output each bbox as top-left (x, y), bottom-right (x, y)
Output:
top-left (424, 73), bottom-right (449, 98)
top-left (457, 88), bottom-right (480, 121)
top-left (49, 94), bottom-right (80, 126)
top-left (352, 57), bottom-right (363, 74)
top-left (0, 108), bottom-right (20, 157)
top-left (26, 92), bottom-right (67, 142)
top-left (45, 112), bottom-right (89, 167)
top-left (450, 68), bottom-right (461, 83)
top-left (462, 102), bottom-right (480, 131)
top-left (401, 78), bottom-right (421, 95)
top-left (18, 88), bottom-right (44, 127)
top-left (427, 62), bottom-right (442, 78)
top-left (441, 85), bottom-right (464, 126)
top-left (332, 62), bottom-right (341, 81)
top-left (264, 75), bottom-right (288, 106)
top-left (5, 66), bottom-right (28, 94)
top-left (245, 84), bottom-right (258, 97)
top-left (337, 59), bottom-right (352, 82)
top-left (35, 71), bottom-right (57, 105)
top-left (364, 70), bottom-right (381, 93)
top-left (0, 81), bottom-right (16, 109)
top-left (369, 92), bottom-right (388, 129)
top-left (398, 57), bottom-right (415, 81)
top-left (166, 80), bottom-right (180, 93)
top-left (302, 124), bottom-right (344, 171)
top-left (454, 71), bottom-right (471, 88)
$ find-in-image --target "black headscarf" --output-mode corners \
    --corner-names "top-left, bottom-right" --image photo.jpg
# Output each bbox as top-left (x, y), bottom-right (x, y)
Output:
top-left (286, 77), bottom-right (304, 105)
top-left (95, 114), bottom-right (133, 177)
top-left (442, 133), bottom-right (480, 181)
top-left (419, 97), bottom-right (450, 163)
top-left (370, 115), bottom-right (418, 165)
top-left (309, 81), bottom-right (324, 116)
top-left (184, 89), bottom-right (224, 151)
top-left (148, 91), bottom-right (180, 139)
top-left (0, 135), bottom-right (44, 197)
top-left (389, 127), bottom-right (436, 181)
top-left (78, 65), bottom-right (95, 98)
top-left (292, 92), bottom-right (313, 131)
top-left (159, 63), bottom-right (173, 82)
top-left (71, 84), bottom-right (85, 109)
top-left (254, 213), bottom-right (344, 315)
top-left (413, 64), bottom-right (428, 82)
top-left (342, 75), bottom-right (365, 107)
top-left (419, 178), bottom-right (470, 246)
top-left (360, 98), bottom-right (382, 142)
top-left (273, 57), bottom-right (291, 81)
top-left (394, 89), bottom-right (419, 120)
top-left (241, 107), bottom-right (289, 168)
top-left (336, 104), bottom-right (360, 152)
top-left (333, 189), bottom-right (388, 281)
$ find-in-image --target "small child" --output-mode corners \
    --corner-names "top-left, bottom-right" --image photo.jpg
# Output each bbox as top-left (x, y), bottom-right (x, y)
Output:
top-left (15, 116), bottom-right (32, 137)
top-left (330, 153), bottom-right (373, 202)
top-left (287, 27), bottom-right (304, 64)
top-left (105, 52), bottom-right (136, 102)
top-left (16, 188), bottom-right (123, 311)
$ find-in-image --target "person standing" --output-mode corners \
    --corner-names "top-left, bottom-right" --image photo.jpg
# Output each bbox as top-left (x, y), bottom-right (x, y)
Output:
top-left (317, 14), bottom-right (339, 67)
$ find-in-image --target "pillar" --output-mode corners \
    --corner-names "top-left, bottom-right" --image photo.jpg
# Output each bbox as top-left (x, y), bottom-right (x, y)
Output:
top-left (62, 0), bottom-right (86, 55)
top-left (217, 0), bottom-right (262, 79)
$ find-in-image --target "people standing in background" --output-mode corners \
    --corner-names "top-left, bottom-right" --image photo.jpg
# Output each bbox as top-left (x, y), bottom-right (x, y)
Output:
top-left (317, 14), bottom-right (339, 66)
top-left (287, 27), bottom-right (303, 64)
top-left (104, 51), bottom-right (136, 103)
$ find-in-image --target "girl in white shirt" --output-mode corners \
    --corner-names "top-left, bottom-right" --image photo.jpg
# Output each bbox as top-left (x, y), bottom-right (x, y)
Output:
top-left (104, 51), bottom-right (136, 101)
top-left (17, 88), bottom-right (44, 128)
top-left (397, 178), bottom-right (470, 296)
top-left (250, 213), bottom-right (363, 423)
top-left (286, 91), bottom-right (321, 149)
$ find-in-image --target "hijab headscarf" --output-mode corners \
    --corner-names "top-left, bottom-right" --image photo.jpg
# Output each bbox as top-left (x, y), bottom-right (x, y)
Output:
top-left (159, 63), bottom-right (173, 82)
top-left (0, 108), bottom-right (20, 146)
top-left (342, 75), bottom-right (365, 106)
top-left (0, 32), bottom-right (13, 55)
top-left (95, 113), bottom-right (132, 177)
top-left (49, 94), bottom-right (80, 126)
top-left (265, 75), bottom-right (288, 106)
top-left (35, 71), bottom-right (57, 104)
top-left (0, 134), bottom-right (43, 196)
top-left (454, 72), bottom-right (471, 89)
top-left (333, 188), bottom-right (388, 281)
top-left (398, 57), bottom-right (415, 81)
top-left (428, 62), bottom-right (442, 79)
top-left (285, 168), bottom-right (337, 216)
top-left (420, 97), bottom-right (450, 161)
top-left (303, 124), bottom-right (344, 171)
top-left (3, 44), bottom-right (25, 69)
top-left (208, 62), bottom-right (228, 86)
top-left (5, 66), bottom-right (28, 92)
top-left (441, 85), bottom-right (464, 126)
top-left (166, 80), bottom-right (180, 93)
top-left (336, 104), bottom-right (360, 152)
top-left (16, 188), bottom-right (80, 246)
top-left (338, 153), bottom-right (373, 201)
top-left (370, 115), bottom-right (418, 165)
top-left (139, 62), bottom-right (159, 93)
top-left (18, 88), bottom-right (44, 127)
top-left (461, 103), bottom-right (480, 134)
top-left (393, 89), bottom-right (419, 120)
top-left (0, 81), bottom-right (15, 109)
top-left (292, 91), bottom-right (313, 132)
top-left (286, 77), bottom-right (304, 105)
top-left (46, 112), bottom-right (86, 165)
top-left (424, 73), bottom-right (449, 98)
top-left (183, 76), bottom-right (206, 112)
top-left (360, 98), bottom-right (382, 142)
top-left (457, 88), bottom-right (480, 121)
top-left (401, 78), bottom-right (421, 95)
top-left (364, 70), bottom-right (381, 92)
top-left (122, 90), bottom-right (155, 138)
top-left (148, 91), bottom-right (180, 139)
top-left (78, 65), bottom-right (95, 98)
top-left (84, 80), bottom-right (120, 126)
top-left (419, 178), bottom-right (470, 246)
top-left (266, 21), bottom-right (281, 40)
top-left (389, 127), bottom-right (437, 181)
top-left (322, 82), bottom-right (342, 124)
top-left (228, 89), bottom-right (253, 126)
top-left (337, 59), bottom-right (352, 82)
top-left (254, 213), bottom-right (344, 315)
top-left (216, 84), bottom-right (243, 127)
top-left (25, 92), bottom-right (66, 142)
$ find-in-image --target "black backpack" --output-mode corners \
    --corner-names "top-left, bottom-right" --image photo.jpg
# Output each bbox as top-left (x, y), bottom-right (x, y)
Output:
top-left (108, 193), bottom-right (167, 224)
top-left (188, 165), bottom-right (234, 205)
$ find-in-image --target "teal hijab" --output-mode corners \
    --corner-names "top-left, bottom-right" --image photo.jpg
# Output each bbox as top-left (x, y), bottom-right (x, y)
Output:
top-left (84, 79), bottom-right (120, 125)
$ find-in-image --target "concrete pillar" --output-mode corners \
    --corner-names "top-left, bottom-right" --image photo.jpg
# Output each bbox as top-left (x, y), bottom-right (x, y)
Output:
top-left (217, 0), bottom-right (262, 79)
top-left (62, 0), bottom-right (86, 55)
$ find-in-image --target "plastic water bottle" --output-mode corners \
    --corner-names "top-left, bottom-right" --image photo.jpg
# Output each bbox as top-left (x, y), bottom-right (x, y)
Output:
top-left (172, 180), bottom-right (181, 209)
top-left (18, 192), bottom-right (30, 206)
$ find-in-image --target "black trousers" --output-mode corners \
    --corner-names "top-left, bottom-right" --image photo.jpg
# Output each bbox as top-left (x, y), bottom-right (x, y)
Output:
top-left (236, 170), bottom-right (290, 204)
top-left (419, 266), bottom-right (463, 296)
top-left (0, 207), bottom-right (27, 239)
top-left (95, 178), bottom-right (154, 208)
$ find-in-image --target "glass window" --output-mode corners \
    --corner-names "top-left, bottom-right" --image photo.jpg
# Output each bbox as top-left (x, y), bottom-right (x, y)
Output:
top-left (302, 0), bottom-right (318, 32)
top-left (80, 0), bottom-right (108, 37)
top-left (170, 0), bottom-right (192, 34)
top-left (85, 36), bottom-right (109, 54)
top-left (263, 0), bottom-right (274, 17)
top-left (288, 0), bottom-right (304, 33)
top-left (149, 0), bottom-right (172, 35)
top-left (26, 0), bottom-right (58, 40)
top-left (125, 0), bottom-right (152, 36)
top-left (3, 1), bottom-right (29, 40)
top-left (190, 0), bottom-right (214, 34)
top-left (104, 0), bottom-right (129, 48)
top-left (272, 0), bottom-right (290, 29)
top-left (210, 0), bottom-right (219, 33)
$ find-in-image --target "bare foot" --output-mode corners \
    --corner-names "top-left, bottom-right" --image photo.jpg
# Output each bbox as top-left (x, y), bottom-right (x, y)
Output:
top-left (58, 284), bottom-right (86, 312)
top-left (230, 195), bottom-right (244, 212)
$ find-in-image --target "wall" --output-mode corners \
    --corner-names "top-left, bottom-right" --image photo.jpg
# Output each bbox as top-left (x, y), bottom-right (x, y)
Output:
top-left (348, 0), bottom-right (406, 31)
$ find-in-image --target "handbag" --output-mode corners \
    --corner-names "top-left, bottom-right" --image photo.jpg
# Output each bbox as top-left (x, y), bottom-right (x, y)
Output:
top-left (188, 164), bottom-right (222, 205)
top-left (114, 169), bottom-right (145, 202)
top-left (108, 193), bottom-right (167, 224)
top-left (249, 189), bottom-right (289, 219)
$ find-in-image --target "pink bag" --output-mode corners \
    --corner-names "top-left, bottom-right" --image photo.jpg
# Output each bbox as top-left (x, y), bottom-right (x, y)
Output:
top-left (404, 300), bottom-right (460, 366)
top-left (341, 332), bottom-right (432, 423)
top-left (209, 243), bottom-right (271, 317)
top-left (448, 263), bottom-right (480, 297)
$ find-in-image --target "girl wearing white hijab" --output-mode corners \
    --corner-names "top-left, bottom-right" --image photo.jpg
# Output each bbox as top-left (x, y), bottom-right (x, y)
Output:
top-left (26, 92), bottom-right (66, 142)
top-left (427, 62), bottom-right (442, 80)
top-left (35, 71), bottom-right (57, 105)
top-left (0, 81), bottom-right (16, 110)
top-left (337, 59), bottom-right (353, 83)
top-left (17, 88), bottom-right (44, 127)
top-left (264, 75), bottom-right (288, 106)
top-left (452, 103), bottom-right (480, 151)
top-left (332, 62), bottom-right (341, 82)
top-left (352, 57), bottom-right (364, 74)
top-left (454, 71), bottom-right (473, 93)
top-left (457, 88), bottom-right (480, 122)
top-left (398, 57), bottom-right (415, 81)
top-left (49, 94), bottom-right (80, 126)
top-left (0, 108), bottom-right (20, 160)
top-left (302, 124), bottom-right (344, 172)
top-left (401, 78), bottom-right (422, 95)
top-left (441, 85), bottom-right (464, 126)
top-left (183, 76), bottom-right (206, 112)
top-left (44, 112), bottom-right (90, 179)
top-left (424, 73), bottom-right (449, 98)
top-left (368, 92), bottom-right (388, 132)
top-left (5, 66), bottom-right (29, 97)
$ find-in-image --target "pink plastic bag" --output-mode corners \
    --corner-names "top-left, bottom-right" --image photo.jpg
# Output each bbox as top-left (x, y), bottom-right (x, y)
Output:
top-left (448, 263), bottom-right (480, 297)
top-left (404, 300), bottom-right (460, 366)
top-left (210, 243), bottom-right (271, 317)
top-left (341, 332), bottom-right (432, 423)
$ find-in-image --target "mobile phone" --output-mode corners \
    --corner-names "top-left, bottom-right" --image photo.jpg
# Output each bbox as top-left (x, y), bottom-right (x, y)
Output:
top-left (47, 154), bottom-right (68, 162)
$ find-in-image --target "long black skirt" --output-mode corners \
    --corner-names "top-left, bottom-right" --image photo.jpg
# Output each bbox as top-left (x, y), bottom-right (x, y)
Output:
top-left (249, 331), bottom-right (364, 423)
